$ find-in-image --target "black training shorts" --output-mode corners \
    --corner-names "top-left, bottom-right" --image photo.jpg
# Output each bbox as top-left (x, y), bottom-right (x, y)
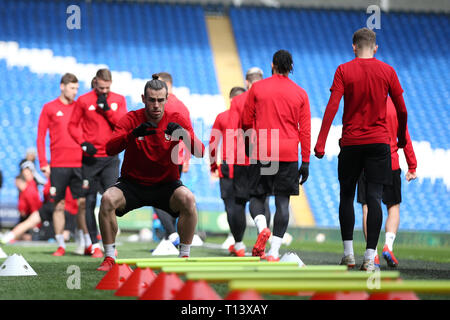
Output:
top-left (114, 177), bottom-right (184, 218)
top-left (82, 155), bottom-right (120, 196)
top-left (50, 167), bottom-right (83, 202)
top-left (357, 169), bottom-right (402, 206)
top-left (248, 161), bottom-right (299, 197)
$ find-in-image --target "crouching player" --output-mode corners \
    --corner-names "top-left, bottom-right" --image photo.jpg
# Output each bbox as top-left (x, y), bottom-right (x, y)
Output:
top-left (97, 75), bottom-right (204, 271)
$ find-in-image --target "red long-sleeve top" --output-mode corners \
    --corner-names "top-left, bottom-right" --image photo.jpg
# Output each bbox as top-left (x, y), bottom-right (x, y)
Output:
top-left (209, 109), bottom-right (235, 178)
top-left (68, 90), bottom-right (128, 157)
top-left (242, 74), bottom-right (311, 163)
top-left (315, 57), bottom-right (408, 155)
top-left (386, 97), bottom-right (417, 172)
top-left (18, 180), bottom-right (42, 216)
top-left (37, 98), bottom-right (82, 168)
top-left (106, 108), bottom-right (204, 186)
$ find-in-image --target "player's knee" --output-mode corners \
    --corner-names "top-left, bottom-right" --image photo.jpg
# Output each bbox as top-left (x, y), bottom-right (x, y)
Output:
top-left (100, 190), bottom-right (119, 212)
top-left (178, 190), bottom-right (197, 215)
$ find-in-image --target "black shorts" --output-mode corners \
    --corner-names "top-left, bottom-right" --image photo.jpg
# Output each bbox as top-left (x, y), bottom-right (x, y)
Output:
top-left (233, 165), bottom-right (252, 201)
top-left (82, 156), bottom-right (120, 196)
top-left (38, 201), bottom-right (55, 222)
top-left (64, 211), bottom-right (77, 232)
top-left (357, 169), bottom-right (402, 206)
top-left (50, 167), bottom-right (83, 202)
top-left (114, 177), bottom-right (184, 218)
top-left (248, 161), bottom-right (299, 197)
top-left (338, 143), bottom-right (392, 193)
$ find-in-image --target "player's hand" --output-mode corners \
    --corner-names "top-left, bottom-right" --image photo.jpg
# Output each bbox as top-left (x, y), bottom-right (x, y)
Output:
top-left (41, 165), bottom-right (51, 178)
top-left (182, 161), bottom-right (190, 173)
top-left (81, 141), bottom-right (97, 156)
top-left (97, 93), bottom-right (110, 111)
top-left (210, 163), bottom-right (219, 178)
top-left (165, 122), bottom-right (184, 139)
top-left (298, 161), bottom-right (309, 185)
top-left (132, 122), bottom-right (157, 137)
top-left (406, 171), bottom-right (417, 182)
top-left (314, 146), bottom-right (324, 159)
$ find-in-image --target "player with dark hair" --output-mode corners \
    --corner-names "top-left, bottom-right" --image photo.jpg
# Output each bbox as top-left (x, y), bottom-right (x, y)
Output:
top-left (209, 86), bottom-right (247, 256)
top-left (149, 72), bottom-right (194, 246)
top-left (68, 68), bottom-right (128, 258)
top-left (314, 28), bottom-right (408, 271)
top-left (228, 67), bottom-right (271, 257)
top-left (243, 51), bottom-right (311, 261)
top-left (357, 96), bottom-right (417, 268)
top-left (37, 73), bottom-right (88, 256)
top-left (96, 75), bottom-right (205, 271)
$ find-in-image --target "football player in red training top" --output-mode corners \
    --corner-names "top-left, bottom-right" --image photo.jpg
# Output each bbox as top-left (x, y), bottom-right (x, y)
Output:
top-left (36, 73), bottom-right (88, 256)
top-left (209, 86), bottom-right (247, 256)
top-left (314, 28), bottom-right (408, 271)
top-left (96, 75), bottom-right (205, 271)
top-left (242, 50), bottom-right (311, 261)
top-left (357, 96), bottom-right (417, 268)
top-left (68, 69), bottom-right (128, 258)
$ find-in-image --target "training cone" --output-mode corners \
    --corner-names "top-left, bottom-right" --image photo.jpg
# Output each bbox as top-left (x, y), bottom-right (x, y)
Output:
top-left (0, 247), bottom-right (7, 259)
top-left (310, 291), bottom-right (369, 300)
top-left (225, 290), bottom-right (264, 300)
top-left (173, 280), bottom-right (222, 300)
top-left (368, 292), bottom-right (419, 300)
top-left (191, 234), bottom-right (204, 247)
top-left (95, 263), bottom-right (133, 290)
top-left (115, 267), bottom-right (157, 297)
top-left (139, 272), bottom-right (184, 300)
top-left (0, 253), bottom-right (37, 276)
top-left (152, 239), bottom-right (179, 256)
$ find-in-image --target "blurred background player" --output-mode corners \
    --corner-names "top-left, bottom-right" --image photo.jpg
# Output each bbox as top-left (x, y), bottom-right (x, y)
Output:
top-left (68, 68), bottom-right (128, 258)
top-left (314, 28), bottom-right (408, 271)
top-left (242, 50), bottom-right (311, 261)
top-left (357, 96), bottom-right (417, 268)
top-left (96, 75), bottom-right (204, 271)
top-left (209, 86), bottom-right (247, 256)
top-left (19, 148), bottom-right (47, 186)
top-left (148, 72), bottom-right (194, 246)
top-left (229, 67), bottom-right (272, 255)
top-left (37, 73), bottom-right (88, 257)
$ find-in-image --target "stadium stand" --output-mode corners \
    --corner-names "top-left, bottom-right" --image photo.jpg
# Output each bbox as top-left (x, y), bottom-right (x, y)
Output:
top-left (0, 0), bottom-right (448, 232)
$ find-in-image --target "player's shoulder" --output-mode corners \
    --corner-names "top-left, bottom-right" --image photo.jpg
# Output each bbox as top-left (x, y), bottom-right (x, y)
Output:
top-left (108, 91), bottom-right (126, 101)
top-left (43, 98), bottom-right (60, 109)
top-left (77, 89), bottom-right (96, 103)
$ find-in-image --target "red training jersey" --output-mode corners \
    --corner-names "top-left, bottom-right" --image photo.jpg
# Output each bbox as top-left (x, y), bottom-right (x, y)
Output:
top-left (106, 108), bottom-right (204, 186)
top-left (37, 98), bottom-right (83, 168)
top-left (243, 74), bottom-right (311, 163)
top-left (68, 90), bottom-right (128, 157)
top-left (18, 180), bottom-right (42, 216)
top-left (209, 109), bottom-right (235, 178)
top-left (315, 57), bottom-right (408, 154)
top-left (386, 97), bottom-right (417, 172)
top-left (165, 93), bottom-right (192, 166)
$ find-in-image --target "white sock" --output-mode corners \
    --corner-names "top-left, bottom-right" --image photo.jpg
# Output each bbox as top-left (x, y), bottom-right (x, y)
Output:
top-left (268, 235), bottom-right (283, 258)
top-left (364, 248), bottom-right (376, 261)
top-left (343, 240), bottom-right (353, 256)
top-left (55, 234), bottom-right (66, 249)
top-left (168, 232), bottom-right (179, 242)
top-left (2, 231), bottom-right (15, 244)
top-left (234, 241), bottom-right (245, 251)
top-left (77, 230), bottom-right (85, 247)
top-left (84, 233), bottom-right (92, 248)
top-left (178, 243), bottom-right (191, 257)
top-left (104, 244), bottom-right (116, 259)
top-left (253, 214), bottom-right (267, 234)
top-left (385, 232), bottom-right (396, 251)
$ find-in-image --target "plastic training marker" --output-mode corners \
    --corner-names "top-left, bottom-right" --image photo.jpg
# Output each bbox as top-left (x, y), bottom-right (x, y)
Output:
top-left (310, 292), bottom-right (370, 300)
top-left (139, 272), bottom-right (184, 300)
top-left (136, 261), bottom-right (299, 270)
top-left (162, 265), bottom-right (347, 274)
top-left (95, 263), bottom-right (133, 290)
top-left (228, 279), bottom-right (450, 294)
top-left (368, 292), bottom-right (419, 300)
top-left (225, 290), bottom-right (264, 300)
top-left (114, 267), bottom-right (157, 297)
top-left (173, 280), bottom-right (222, 300)
top-left (116, 256), bottom-right (259, 265)
top-left (0, 254), bottom-right (37, 276)
top-left (185, 271), bottom-right (400, 283)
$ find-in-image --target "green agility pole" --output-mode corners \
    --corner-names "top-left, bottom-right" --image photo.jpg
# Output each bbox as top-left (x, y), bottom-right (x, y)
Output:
top-left (161, 265), bottom-right (347, 274)
top-left (136, 261), bottom-right (299, 270)
top-left (186, 271), bottom-right (400, 283)
top-left (116, 256), bottom-right (260, 265)
top-left (228, 279), bottom-right (450, 293)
